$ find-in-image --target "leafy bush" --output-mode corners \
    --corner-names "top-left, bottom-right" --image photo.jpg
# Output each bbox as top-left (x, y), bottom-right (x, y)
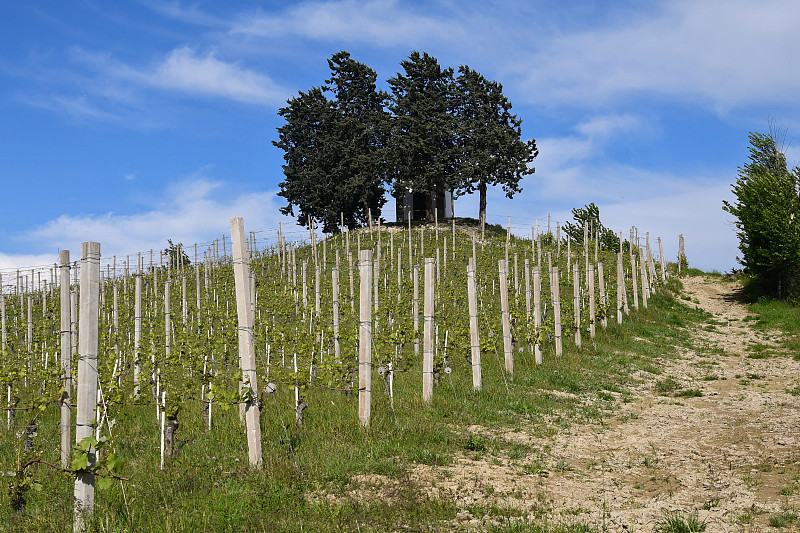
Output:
top-left (723, 128), bottom-right (800, 300)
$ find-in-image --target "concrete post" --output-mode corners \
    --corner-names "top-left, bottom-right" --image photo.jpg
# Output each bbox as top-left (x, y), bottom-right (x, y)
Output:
top-left (230, 217), bottom-right (263, 468)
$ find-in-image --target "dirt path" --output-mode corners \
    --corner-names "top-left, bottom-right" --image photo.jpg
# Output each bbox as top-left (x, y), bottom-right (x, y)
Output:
top-left (523, 276), bottom-right (800, 532)
top-left (413, 276), bottom-right (800, 531)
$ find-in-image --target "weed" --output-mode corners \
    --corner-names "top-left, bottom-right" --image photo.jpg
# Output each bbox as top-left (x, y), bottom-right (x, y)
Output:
top-left (654, 510), bottom-right (706, 532)
top-left (768, 511), bottom-right (797, 528)
top-left (553, 459), bottom-right (573, 473)
top-left (743, 474), bottom-right (762, 488)
top-left (701, 498), bottom-right (719, 510)
top-left (655, 377), bottom-right (681, 394)
top-left (643, 455), bottom-right (659, 467)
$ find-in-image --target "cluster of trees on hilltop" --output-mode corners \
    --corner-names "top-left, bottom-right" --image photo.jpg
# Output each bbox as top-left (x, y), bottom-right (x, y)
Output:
top-left (273, 51), bottom-right (538, 233)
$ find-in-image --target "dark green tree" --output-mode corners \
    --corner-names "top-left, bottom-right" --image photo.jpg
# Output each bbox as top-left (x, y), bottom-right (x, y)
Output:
top-left (563, 202), bottom-right (622, 252)
top-left (723, 129), bottom-right (800, 299)
top-left (163, 239), bottom-right (190, 269)
top-left (388, 51), bottom-right (459, 221)
top-left (324, 51), bottom-right (391, 230)
top-left (454, 66), bottom-right (538, 231)
top-left (274, 87), bottom-right (337, 230)
top-left (274, 51), bottom-right (390, 233)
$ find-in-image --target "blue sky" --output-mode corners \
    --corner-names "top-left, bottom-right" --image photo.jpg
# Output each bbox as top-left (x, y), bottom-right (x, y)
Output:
top-left (2, 0), bottom-right (799, 276)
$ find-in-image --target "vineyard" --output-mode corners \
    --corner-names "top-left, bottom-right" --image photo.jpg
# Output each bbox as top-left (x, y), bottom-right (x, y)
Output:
top-left (0, 215), bottom-right (677, 532)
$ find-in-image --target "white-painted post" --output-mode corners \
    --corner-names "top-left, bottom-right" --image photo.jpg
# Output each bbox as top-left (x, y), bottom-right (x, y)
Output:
top-left (422, 258), bottom-right (435, 404)
top-left (229, 217), bottom-right (263, 468)
top-left (358, 250), bottom-right (372, 426)
top-left (74, 242), bottom-right (100, 532)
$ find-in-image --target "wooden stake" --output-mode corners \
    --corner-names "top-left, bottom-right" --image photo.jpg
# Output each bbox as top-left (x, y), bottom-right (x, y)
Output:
top-left (632, 256), bottom-right (639, 311)
top-left (59, 251), bottom-right (71, 469)
top-left (332, 267), bottom-right (340, 361)
top-left (74, 241), bottom-right (100, 531)
top-left (598, 262), bottom-right (607, 329)
top-left (422, 258), bottom-right (435, 404)
top-left (617, 251), bottom-right (624, 322)
top-left (467, 257), bottom-right (481, 390)
top-left (499, 260), bottom-right (513, 375)
top-left (413, 266), bottom-right (420, 356)
top-left (533, 266), bottom-right (542, 364)
top-left (0, 273), bottom-right (5, 353)
top-left (588, 264), bottom-right (596, 339)
top-left (573, 262), bottom-right (581, 348)
top-left (553, 267), bottom-right (562, 357)
top-left (134, 259), bottom-right (142, 396)
top-left (230, 217), bottom-right (263, 469)
top-left (358, 250), bottom-right (373, 426)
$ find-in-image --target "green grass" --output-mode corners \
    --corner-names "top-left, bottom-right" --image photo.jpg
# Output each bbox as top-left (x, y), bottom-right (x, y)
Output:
top-left (747, 298), bottom-right (800, 351)
top-left (769, 510), bottom-right (798, 528)
top-left (655, 510), bottom-right (707, 532)
top-left (0, 228), bottom-right (711, 532)
top-left (655, 377), bottom-right (681, 394)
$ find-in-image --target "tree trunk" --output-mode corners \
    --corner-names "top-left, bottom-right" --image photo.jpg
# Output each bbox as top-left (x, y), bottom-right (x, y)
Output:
top-left (425, 193), bottom-right (435, 222)
top-left (164, 415), bottom-right (179, 461)
top-left (479, 181), bottom-right (487, 233)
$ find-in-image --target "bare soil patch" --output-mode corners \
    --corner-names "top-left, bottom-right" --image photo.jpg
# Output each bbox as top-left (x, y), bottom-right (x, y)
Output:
top-left (411, 276), bottom-right (800, 531)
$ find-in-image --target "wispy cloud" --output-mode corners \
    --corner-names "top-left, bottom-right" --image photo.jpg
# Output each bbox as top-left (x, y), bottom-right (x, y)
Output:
top-left (450, 112), bottom-right (737, 271)
top-left (517, 0), bottom-right (800, 109)
top-left (20, 94), bottom-right (122, 124)
top-left (7, 176), bottom-right (297, 272)
top-left (146, 46), bottom-right (288, 104)
top-left (73, 45), bottom-right (288, 106)
top-left (141, 0), bottom-right (227, 28)
top-left (229, 0), bottom-right (461, 47)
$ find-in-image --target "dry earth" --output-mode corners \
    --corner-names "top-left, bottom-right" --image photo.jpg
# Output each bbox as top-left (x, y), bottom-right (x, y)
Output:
top-left (342, 276), bottom-right (800, 532)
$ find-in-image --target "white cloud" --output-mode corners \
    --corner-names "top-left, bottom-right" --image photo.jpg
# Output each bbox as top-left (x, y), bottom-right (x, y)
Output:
top-left (0, 254), bottom-right (61, 283)
top-left (518, 0), bottom-right (800, 108)
top-left (147, 46), bottom-right (287, 105)
top-left (229, 0), bottom-right (460, 47)
top-left (67, 45), bottom-right (288, 108)
top-left (446, 112), bottom-right (737, 272)
top-left (2, 177), bottom-right (298, 273)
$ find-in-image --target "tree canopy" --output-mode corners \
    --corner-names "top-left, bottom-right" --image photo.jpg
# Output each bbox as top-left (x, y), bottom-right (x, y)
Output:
top-left (387, 51), bottom-right (459, 221)
top-left (274, 52), bottom-right (389, 233)
top-left (454, 66), bottom-right (538, 231)
top-left (563, 202), bottom-right (622, 252)
top-left (273, 50), bottom-right (538, 230)
top-left (723, 129), bottom-right (800, 299)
